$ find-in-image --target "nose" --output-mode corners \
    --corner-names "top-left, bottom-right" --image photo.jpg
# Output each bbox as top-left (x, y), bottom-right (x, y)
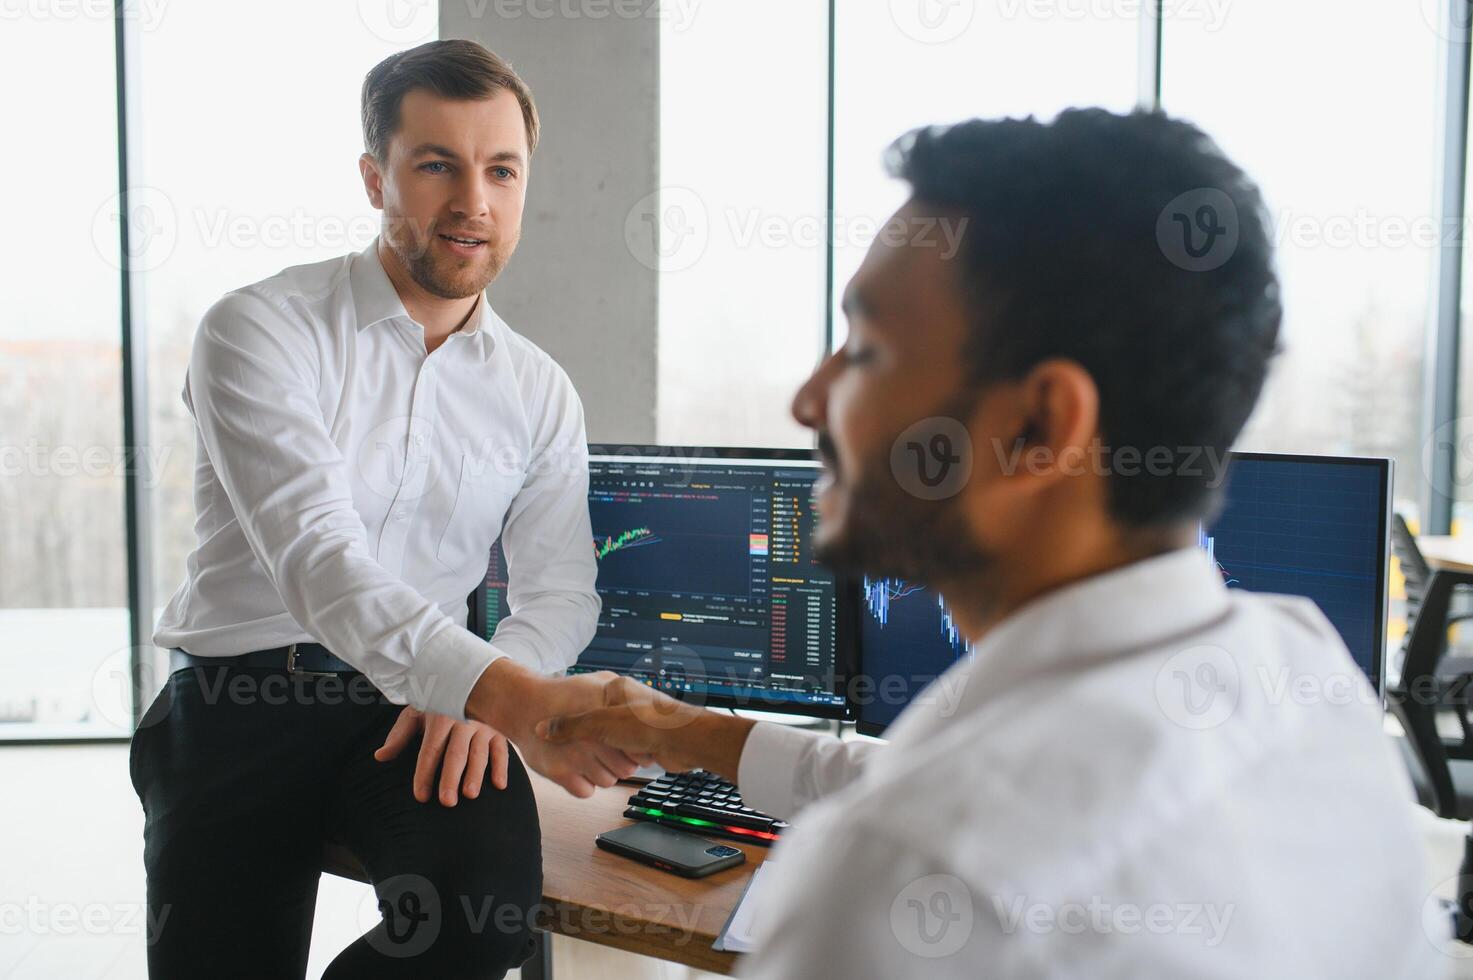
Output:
top-left (791, 351), bottom-right (840, 433)
top-left (450, 170), bottom-right (491, 219)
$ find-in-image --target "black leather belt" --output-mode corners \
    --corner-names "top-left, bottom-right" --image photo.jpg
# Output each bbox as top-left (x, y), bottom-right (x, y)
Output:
top-left (169, 642), bottom-right (362, 679)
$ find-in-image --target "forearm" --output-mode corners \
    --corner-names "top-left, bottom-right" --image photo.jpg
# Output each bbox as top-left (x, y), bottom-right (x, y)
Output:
top-left (465, 657), bottom-right (537, 734)
top-left (680, 711), bottom-right (758, 782)
top-left (484, 589), bottom-right (599, 675)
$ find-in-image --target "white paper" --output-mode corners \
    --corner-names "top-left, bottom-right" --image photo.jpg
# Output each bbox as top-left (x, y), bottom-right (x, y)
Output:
top-left (713, 862), bottom-right (775, 954)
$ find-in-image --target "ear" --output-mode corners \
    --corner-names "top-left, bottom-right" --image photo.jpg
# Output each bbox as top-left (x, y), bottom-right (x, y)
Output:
top-left (360, 153), bottom-right (385, 210)
top-left (992, 358), bottom-right (1100, 494)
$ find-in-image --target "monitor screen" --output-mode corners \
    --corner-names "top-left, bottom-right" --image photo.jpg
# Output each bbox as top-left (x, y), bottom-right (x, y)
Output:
top-left (854, 578), bottom-right (972, 736)
top-left (852, 452), bottom-right (1391, 736)
top-left (1201, 452), bottom-right (1390, 695)
top-left (475, 446), bottom-right (849, 717)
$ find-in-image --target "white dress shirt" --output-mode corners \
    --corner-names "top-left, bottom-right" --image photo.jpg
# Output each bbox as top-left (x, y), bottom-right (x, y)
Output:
top-left (736, 548), bottom-right (1438, 978)
top-left (153, 237), bottom-right (600, 720)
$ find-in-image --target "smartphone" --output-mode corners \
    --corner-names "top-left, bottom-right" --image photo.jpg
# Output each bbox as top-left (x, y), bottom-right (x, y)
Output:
top-left (596, 823), bottom-right (747, 879)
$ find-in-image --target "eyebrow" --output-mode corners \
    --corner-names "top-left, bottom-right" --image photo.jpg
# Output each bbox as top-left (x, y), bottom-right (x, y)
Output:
top-left (408, 143), bottom-right (526, 167)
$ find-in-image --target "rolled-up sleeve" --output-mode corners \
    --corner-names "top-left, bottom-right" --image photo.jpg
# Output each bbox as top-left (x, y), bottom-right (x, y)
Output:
top-left (185, 288), bottom-right (501, 720)
top-left (486, 363), bottom-right (601, 675)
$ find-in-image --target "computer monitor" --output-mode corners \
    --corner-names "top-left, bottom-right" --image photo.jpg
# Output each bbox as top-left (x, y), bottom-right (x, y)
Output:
top-left (852, 579), bottom-right (973, 737)
top-left (1200, 452), bottom-right (1391, 697)
top-left (851, 451), bottom-right (1392, 737)
top-left (471, 446), bottom-right (851, 718)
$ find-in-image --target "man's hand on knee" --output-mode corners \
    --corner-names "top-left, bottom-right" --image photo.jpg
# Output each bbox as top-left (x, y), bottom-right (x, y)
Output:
top-left (374, 706), bottom-right (510, 806)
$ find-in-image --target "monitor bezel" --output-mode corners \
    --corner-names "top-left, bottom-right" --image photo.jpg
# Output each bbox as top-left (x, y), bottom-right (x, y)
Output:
top-left (851, 450), bottom-right (1394, 738)
top-left (471, 444), bottom-right (855, 721)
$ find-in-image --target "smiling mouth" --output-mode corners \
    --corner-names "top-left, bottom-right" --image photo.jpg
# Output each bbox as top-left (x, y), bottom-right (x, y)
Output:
top-left (439, 233), bottom-right (487, 247)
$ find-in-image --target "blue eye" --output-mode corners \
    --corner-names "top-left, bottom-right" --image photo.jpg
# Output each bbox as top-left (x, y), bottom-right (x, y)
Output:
top-left (421, 162), bottom-right (449, 174)
top-left (493, 167), bottom-right (514, 180)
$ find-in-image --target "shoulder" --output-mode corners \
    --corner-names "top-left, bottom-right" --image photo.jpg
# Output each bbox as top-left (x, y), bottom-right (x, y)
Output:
top-left (837, 592), bottom-right (1386, 873)
top-left (193, 253), bottom-right (352, 374)
top-left (199, 252), bottom-right (350, 338)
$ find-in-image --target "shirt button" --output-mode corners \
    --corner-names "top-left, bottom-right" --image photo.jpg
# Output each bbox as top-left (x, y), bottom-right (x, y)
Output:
top-left (412, 434), bottom-right (425, 447)
top-left (394, 508), bottom-right (409, 521)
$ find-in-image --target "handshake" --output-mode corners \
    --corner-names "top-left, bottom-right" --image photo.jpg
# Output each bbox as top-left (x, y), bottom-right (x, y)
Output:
top-left (464, 659), bottom-right (753, 797)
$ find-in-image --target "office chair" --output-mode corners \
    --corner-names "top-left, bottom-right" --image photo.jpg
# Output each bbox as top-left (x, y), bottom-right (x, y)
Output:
top-left (1388, 555), bottom-right (1473, 941)
top-left (1392, 514), bottom-right (1473, 665)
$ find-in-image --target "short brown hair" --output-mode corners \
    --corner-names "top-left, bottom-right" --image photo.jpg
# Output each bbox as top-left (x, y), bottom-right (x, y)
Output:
top-left (361, 39), bottom-right (539, 164)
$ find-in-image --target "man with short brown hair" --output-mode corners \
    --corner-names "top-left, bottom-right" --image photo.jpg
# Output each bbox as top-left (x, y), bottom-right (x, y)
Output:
top-left (134, 39), bottom-right (634, 978)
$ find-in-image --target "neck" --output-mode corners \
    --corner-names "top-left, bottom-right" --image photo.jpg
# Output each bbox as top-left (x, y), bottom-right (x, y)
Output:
top-left (377, 238), bottom-right (480, 349)
top-left (939, 520), bottom-right (1193, 646)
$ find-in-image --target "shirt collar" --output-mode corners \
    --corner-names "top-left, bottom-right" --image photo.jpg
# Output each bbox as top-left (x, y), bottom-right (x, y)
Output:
top-left (349, 235), bottom-right (489, 341)
top-left (965, 546), bottom-right (1233, 687)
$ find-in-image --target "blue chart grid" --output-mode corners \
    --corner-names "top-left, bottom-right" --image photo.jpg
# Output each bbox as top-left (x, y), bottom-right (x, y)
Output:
top-left (1205, 457), bottom-right (1384, 681)
top-left (859, 577), bottom-right (973, 732)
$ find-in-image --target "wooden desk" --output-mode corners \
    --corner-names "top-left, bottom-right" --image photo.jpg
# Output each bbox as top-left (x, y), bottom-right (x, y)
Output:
top-left (1419, 535), bottom-right (1473, 574)
top-left (324, 772), bottom-right (765, 975)
top-left (529, 772), bottom-right (769, 975)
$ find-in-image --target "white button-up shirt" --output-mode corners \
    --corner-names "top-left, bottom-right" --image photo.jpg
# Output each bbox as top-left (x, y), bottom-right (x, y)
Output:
top-left (736, 548), bottom-right (1437, 978)
top-left (153, 237), bottom-right (600, 720)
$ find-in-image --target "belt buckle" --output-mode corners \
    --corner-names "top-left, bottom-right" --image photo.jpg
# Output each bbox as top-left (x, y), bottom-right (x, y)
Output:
top-left (285, 643), bottom-right (337, 679)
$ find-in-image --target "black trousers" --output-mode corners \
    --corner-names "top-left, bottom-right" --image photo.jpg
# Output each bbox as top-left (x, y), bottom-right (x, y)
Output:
top-left (128, 661), bottom-right (542, 979)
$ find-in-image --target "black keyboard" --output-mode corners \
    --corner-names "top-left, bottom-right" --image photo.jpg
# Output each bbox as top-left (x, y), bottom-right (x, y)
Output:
top-left (624, 769), bottom-right (789, 847)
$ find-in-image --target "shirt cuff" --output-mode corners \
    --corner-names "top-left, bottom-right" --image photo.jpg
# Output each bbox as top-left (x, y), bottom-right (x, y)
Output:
top-left (408, 625), bottom-right (504, 721)
top-left (736, 721), bottom-right (821, 821)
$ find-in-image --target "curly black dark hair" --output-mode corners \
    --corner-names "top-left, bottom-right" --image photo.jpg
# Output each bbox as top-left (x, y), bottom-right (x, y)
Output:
top-left (888, 108), bottom-right (1282, 527)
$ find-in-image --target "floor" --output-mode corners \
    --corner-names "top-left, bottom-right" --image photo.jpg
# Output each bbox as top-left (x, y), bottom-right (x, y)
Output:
top-left (2, 743), bottom-right (1470, 978)
top-left (0, 744), bottom-right (716, 980)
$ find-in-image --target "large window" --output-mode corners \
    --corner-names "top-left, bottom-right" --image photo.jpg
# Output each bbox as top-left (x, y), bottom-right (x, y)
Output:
top-left (833, 1), bottom-right (1139, 347)
top-left (1162, 0), bottom-right (1440, 524)
top-left (0, 13), bottom-right (131, 738)
top-left (657, 0), bottom-right (830, 448)
top-left (1, 4), bottom-right (435, 740)
top-left (4, 1), bottom-right (1468, 739)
